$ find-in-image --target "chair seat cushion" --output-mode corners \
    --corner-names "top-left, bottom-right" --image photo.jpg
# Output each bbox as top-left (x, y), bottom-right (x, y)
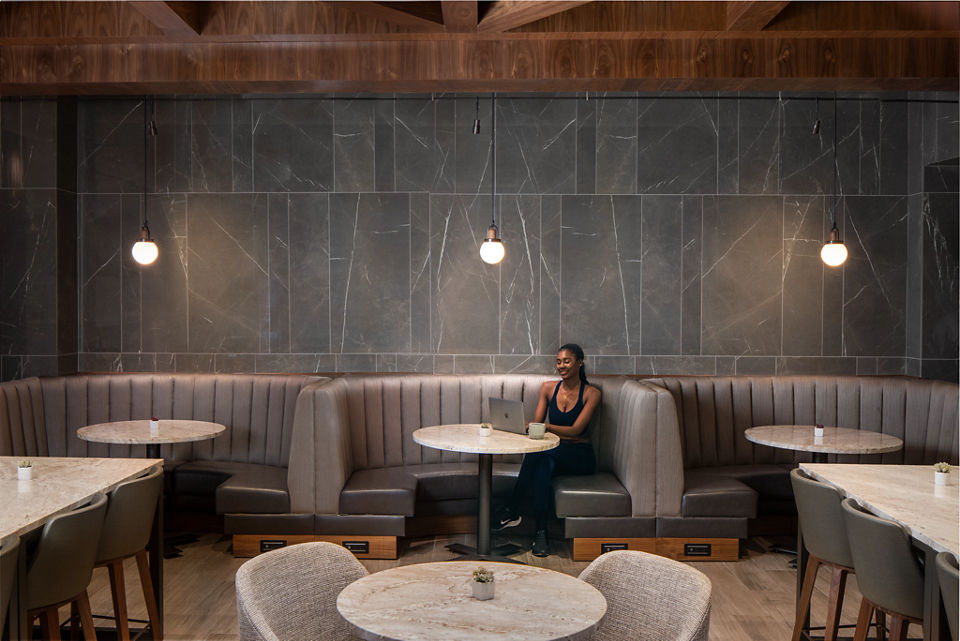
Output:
top-left (340, 467), bottom-right (417, 517)
top-left (406, 462), bottom-right (519, 501)
top-left (682, 470), bottom-right (757, 518)
top-left (553, 473), bottom-right (631, 518)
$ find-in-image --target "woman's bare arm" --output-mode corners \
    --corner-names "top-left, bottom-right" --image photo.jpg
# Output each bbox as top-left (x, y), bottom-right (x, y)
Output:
top-left (546, 385), bottom-right (601, 439)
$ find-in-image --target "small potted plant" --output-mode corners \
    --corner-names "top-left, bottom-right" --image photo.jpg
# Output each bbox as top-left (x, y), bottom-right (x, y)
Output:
top-left (17, 458), bottom-right (33, 480)
top-left (471, 566), bottom-right (495, 600)
top-left (149, 416), bottom-right (160, 435)
top-left (934, 462), bottom-right (952, 486)
top-left (478, 422), bottom-right (492, 438)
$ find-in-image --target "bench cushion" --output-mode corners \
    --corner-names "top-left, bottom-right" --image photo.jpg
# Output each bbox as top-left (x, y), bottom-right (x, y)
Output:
top-left (174, 460), bottom-right (290, 514)
top-left (340, 468), bottom-right (417, 517)
top-left (554, 473), bottom-right (631, 518)
top-left (700, 463), bottom-right (794, 498)
top-left (407, 462), bottom-right (520, 502)
top-left (682, 470), bottom-right (757, 518)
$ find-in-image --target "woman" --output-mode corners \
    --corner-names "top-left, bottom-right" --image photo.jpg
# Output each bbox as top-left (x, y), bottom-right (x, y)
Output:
top-left (494, 343), bottom-right (601, 557)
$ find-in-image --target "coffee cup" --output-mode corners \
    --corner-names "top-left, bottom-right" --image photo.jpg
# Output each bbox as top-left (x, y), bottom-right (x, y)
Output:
top-left (527, 422), bottom-right (546, 440)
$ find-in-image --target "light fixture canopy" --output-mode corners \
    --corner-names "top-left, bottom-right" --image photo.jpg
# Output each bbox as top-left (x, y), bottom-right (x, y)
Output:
top-left (480, 223), bottom-right (505, 264)
top-left (132, 223), bottom-right (159, 265)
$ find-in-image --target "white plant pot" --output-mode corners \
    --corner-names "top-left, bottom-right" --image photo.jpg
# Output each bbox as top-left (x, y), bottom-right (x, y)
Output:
top-left (472, 580), bottom-right (495, 601)
top-left (18, 466), bottom-right (33, 480)
top-left (149, 419), bottom-right (160, 435)
top-left (935, 471), bottom-right (950, 486)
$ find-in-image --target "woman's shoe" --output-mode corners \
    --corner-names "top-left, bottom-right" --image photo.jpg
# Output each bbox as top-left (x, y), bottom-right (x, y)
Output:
top-left (493, 507), bottom-right (521, 531)
top-left (532, 529), bottom-right (549, 557)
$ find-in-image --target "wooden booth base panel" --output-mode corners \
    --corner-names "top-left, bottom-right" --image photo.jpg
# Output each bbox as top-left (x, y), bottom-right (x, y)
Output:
top-left (232, 534), bottom-right (398, 559)
top-left (572, 537), bottom-right (740, 562)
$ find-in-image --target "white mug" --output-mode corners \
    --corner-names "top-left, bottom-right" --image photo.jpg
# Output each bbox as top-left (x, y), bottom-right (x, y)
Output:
top-left (528, 422), bottom-right (546, 440)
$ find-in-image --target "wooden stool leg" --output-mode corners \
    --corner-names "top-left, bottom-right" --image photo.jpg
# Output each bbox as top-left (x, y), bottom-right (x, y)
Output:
top-left (853, 599), bottom-right (874, 641)
top-left (71, 601), bottom-right (80, 639)
top-left (136, 548), bottom-right (162, 640)
top-left (887, 615), bottom-right (908, 641)
top-left (824, 566), bottom-right (849, 641)
top-left (108, 559), bottom-right (131, 641)
top-left (76, 590), bottom-right (98, 641)
top-left (792, 556), bottom-right (822, 641)
top-left (876, 610), bottom-right (887, 641)
top-left (39, 607), bottom-right (62, 641)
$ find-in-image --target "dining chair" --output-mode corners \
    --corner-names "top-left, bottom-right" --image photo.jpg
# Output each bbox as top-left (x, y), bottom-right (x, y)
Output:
top-left (578, 549), bottom-right (711, 641)
top-left (25, 492), bottom-right (108, 641)
top-left (789, 468), bottom-right (858, 641)
top-left (95, 465), bottom-right (163, 641)
top-left (0, 534), bottom-right (20, 637)
top-left (841, 498), bottom-right (925, 641)
top-left (936, 552), bottom-right (959, 641)
top-left (235, 541), bottom-right (368, 641)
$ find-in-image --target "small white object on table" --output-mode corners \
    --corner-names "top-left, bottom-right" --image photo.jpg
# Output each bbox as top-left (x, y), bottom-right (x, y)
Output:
top-left (337, 560), bottom-right (606, 641)
top-left (78, 419), bottom-right (225, 458)
top-left (413, 425), bottom-right (559, 558)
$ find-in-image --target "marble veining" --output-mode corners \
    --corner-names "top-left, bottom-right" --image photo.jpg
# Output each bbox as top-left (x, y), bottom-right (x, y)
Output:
top-left (800, 463), bottom-right (959, 555)
top-left (336, 561), bottom-right (606, 641)
top-left (0, 456), bottom-right (161, 539)
top-left (77, 419), bottom-right (225, 445)
top-left (413, 425), bottom-right (559, 455)
top-left (745, 425), bottom-right (903, 455)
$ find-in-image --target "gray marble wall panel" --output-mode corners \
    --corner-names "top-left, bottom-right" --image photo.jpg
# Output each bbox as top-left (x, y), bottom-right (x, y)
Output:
top-left (497, 97), bottom-right (577, 195)
top-left (252, 100), bottom-right (333, 192)
top-left (1, 98), bottom-right (57, 189)
top-left (431, 194), bottom-right (499, 353)
top-left (595, 97), bottom-right (637, 194)
top-left (0, 189), bottom-right (57, 354)
top-left (842, 196), bottom-right (908, 357)
top-left (637, 96), bottom-right (718, 194)
top-left (330, 193), bottom-right (411, 352)
top-left (782, 196), bottom-right (826, 356)
top-left (288, 193), bottom-right (330, 352)
top-left (560, 195), bottom-right (639, 355)
top-left (701, 195), bottom-right (783, 355)
top-left (187, 193), bottom-right (269, 352)
top-left (4, 92), bottom-right (958, 381)
top-left (641, 195), bottom-right (682, 354)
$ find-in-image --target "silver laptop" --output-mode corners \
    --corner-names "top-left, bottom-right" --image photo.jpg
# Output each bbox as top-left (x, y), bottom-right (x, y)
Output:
top-left (487, 397), bottom-right (526, 434)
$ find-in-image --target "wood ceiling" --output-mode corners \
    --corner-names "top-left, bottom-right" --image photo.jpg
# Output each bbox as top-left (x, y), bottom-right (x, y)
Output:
top-left (0, 1), bottom-right (957, 95)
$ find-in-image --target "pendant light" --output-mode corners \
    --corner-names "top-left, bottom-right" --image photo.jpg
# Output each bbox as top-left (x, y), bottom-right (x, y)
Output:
top-left (132, 97), bottom-right (159, 266)
top-left (480, 94), bottom-right (505, 265)
top-left (821, 94), bottom-right (848, 267)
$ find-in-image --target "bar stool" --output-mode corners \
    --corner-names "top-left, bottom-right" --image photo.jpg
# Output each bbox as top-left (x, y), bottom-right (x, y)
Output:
top-left (936, 552), bottom-right (959, 641)
top-left (1, 534), bottom-right (19, 637)
top-left (25, 493), bottom-right (108, 641)
top-left (789, 468), bottom-right (857, 641)
top-left (841, 498), bottom-right (924, 641)
top-left (95, 466), bottom-right (163, 641)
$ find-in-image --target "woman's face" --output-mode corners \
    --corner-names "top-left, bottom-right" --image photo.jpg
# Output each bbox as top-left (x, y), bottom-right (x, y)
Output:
top-left (556, 349), bottom-right (581, 379)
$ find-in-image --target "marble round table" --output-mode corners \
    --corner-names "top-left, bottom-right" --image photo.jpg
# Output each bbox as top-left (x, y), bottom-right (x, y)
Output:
top-left (78, 419), bottom-right (225, 459)
top-left (744, 425), bottom-right (903, 463)
top-left (413, 425), bottom-right (559, 558)
top-left (336, 560), bottom-right (606, 641)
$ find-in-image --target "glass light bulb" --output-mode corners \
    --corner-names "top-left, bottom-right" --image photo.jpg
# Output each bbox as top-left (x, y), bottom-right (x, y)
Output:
top-left (820, 241), bottom-right (847, 267)
top-left (480, 239), bottom-right (505, 264)
top-left (132, 240), bottom-right (159, 265)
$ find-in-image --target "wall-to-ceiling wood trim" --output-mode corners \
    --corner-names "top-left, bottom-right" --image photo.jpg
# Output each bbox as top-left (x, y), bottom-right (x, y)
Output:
top-left (725, 1), bottom-right (791, 31)
top-left (441, 0), bottom-right (478, 33)
top-left (128, 2), bottom-right (203, 38)
top-left (478, 1), bottom-right (596, 33)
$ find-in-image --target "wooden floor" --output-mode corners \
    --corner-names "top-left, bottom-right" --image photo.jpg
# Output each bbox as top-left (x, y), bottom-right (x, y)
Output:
top-left (78, 532), bottom-right (866, 641)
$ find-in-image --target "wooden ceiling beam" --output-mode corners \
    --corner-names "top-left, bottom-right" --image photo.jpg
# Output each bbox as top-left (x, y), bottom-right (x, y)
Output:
top-left (441, 1), bottom-right (477, 32)
top-left (336, 2), bottom-right (444, 32)
top-left (478, 1), bottom-right (595, 33)
top-left (2, 35), bottom-right (956, 95)
top-left (128, 1), bottom-right (203, 38)
top-left (726, 1), bottom-right (791, 31)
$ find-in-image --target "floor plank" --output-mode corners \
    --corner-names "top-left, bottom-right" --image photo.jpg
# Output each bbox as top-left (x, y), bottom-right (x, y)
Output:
top-left (76, 532), bottom-right (865, 641)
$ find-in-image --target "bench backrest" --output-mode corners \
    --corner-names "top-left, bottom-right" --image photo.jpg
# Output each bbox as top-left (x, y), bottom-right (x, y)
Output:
top-left (647, 376), bottom-right (959, 468)
top-left (0, 373), bottom-right (322, 467)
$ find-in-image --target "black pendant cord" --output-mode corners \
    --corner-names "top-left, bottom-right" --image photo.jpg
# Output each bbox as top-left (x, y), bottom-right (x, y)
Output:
top-left (491, 92), bottom-right (496, 229)
top-left (832, 93), bottom-right (839, 230)
top-left (143, 95), bottom-right (149, 230)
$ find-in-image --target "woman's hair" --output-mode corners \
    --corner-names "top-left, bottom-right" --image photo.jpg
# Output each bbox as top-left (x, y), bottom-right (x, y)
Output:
top-left (558, 343), bottom-right (588, 385)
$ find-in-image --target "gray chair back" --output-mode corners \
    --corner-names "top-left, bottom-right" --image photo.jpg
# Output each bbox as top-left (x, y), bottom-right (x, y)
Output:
top-left (937, 552), bottom-right (959, 641)
top-left (96, 466), bottom-right (163, 563)
top-left (235, 541), bottom-right (368, 641)
top-left (790, 468), bottom-right (854, 567)
top-left (578, 549), bottom-right (711, 641)
top-left (840, 498), bottom-right (924, 620)
top-left (25, 493), bottom-right (108, 610)
top-left (0, 534), bottom-right (19, 631)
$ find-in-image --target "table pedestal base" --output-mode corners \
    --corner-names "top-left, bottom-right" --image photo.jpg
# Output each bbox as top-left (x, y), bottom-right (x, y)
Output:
top-left (445, 540), bottom-right (525, 562)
